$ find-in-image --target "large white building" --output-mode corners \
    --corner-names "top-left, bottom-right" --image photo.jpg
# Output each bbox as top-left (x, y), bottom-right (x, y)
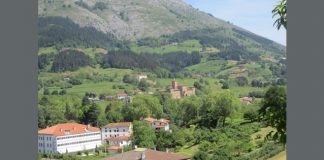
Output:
top-left (101, 122), bottom-right (133, 150)
top-left (38, 122), bottom-right (102, 154)
top-left (143, 117), bottom-right (170, 131)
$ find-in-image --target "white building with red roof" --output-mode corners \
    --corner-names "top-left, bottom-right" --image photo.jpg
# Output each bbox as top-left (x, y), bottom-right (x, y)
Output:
top-left (143, 117), bottom-right (170, 131)
top-left (101, 122), bottom-right (133, 151)
top-left (37, 122), bottom-right (102, 154)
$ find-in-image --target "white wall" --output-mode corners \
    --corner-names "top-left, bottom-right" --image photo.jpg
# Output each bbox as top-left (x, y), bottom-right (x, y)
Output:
top-left (101, 126), bottom-right (132, 141)
top-left (38, 132), bottom-right (102, 154)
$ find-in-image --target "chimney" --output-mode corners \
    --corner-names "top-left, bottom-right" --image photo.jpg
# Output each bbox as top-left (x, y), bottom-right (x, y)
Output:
top-left (60, 128), bottom-right (63, 132)
top-left (141, 152), bottom-right (146, 160)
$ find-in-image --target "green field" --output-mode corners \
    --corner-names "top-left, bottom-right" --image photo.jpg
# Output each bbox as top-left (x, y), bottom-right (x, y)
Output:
top-left (130, 40), bottom-right (202, 54)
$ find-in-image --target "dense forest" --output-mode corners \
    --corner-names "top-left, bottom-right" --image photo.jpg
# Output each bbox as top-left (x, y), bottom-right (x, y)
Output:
top-left (38, 17), bottom-right (128, 49)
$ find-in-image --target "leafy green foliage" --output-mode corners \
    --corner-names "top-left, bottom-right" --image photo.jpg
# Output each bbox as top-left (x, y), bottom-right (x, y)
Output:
top-left (131, 121), bottom-right (156, 148)
top-left (272, 0), bottom-right (287, 30)
top-left (259, 86), bottom-right (286, 144)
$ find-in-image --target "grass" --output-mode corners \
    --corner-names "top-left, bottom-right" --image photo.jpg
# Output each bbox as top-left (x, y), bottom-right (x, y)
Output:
top-left (267, 150), bottom-right (286, 160)
top-left (176, 144), bottom-right (199, 157)
top-left (130, 40), bottom-right (202, 54)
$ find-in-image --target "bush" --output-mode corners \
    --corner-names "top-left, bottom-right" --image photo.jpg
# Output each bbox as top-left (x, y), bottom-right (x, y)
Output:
top-left (51, 90), bottom-right (59, 95)
top-left (243, 109), bottom-right (258, 122)
top-left (59, 90), bottom-right (67, 95)
top-left (69, 78), bottom-right (82, 85)
top-left (221, 82), bottom-right (229, 89)
top-left (236, 76), bottom-right (248, 86)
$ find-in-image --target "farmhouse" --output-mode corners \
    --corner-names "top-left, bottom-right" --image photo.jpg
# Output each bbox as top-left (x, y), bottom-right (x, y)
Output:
top-left (116, 93), bottom-right (132, 102)
top-left (143, 117), bottom-right (170, 131)
top-left (240, 97), bottom-right (253, 104)
top-left (38, 122), bottom-right (101, 154)
top-left (102, 148), bottom-right (190, 160)
top-left (101, 122), bottom-right (133, 150)
top-left (136, 73), bottom-right (148, 81)
top-left (168, 80), bottom-right (195, 99)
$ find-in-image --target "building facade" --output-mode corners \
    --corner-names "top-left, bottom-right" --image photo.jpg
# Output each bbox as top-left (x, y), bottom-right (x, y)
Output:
top-left (101, 122), bottom-right (133, 140)
top-left (136, 73), bottom-right (148, 81)
top-left (143, 117), bottom-right (170, 131)
top-left (169, 80), bottom-right (195, 99)
top-left (38, 123), bottom-right (102, 154)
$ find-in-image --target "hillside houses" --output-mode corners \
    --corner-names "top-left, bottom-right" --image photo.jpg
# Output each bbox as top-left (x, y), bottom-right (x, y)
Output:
top-left (143, 117), bottom-right (171, 131)
top-left (101, 122), bottom-right (133, 151)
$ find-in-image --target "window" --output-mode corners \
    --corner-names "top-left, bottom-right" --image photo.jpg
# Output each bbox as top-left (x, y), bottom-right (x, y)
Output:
top-left (123, 129), bottom-right (126, 132)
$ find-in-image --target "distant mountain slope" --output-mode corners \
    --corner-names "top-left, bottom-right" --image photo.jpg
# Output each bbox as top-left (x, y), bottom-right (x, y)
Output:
top-left (38, 0), bottom-right (285, 55)
top-left (39, 0), bottom-right (239, 39)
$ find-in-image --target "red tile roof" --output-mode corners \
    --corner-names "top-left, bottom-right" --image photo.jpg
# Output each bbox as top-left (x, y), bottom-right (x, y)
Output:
top-left (103, 122), bottom-right (132, 128)
top-left (116, 93), bottom-right (128, 97)
top-left (38, 122), bottom-right (99, 136)
top-left (143, 117), bottom-right (170, 123)
top-left (107, 135), bottom-right (130, 141)
top-left (240, 97), bottom-right (253, 103)
top-left (103, 149), bottom-right (189, 160)
top-left (109, 146), bottom-right (123, 150)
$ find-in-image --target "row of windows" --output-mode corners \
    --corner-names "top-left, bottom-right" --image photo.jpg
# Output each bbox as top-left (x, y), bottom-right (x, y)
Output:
top-left (38, 143), bottom-right (52, 148)
top-left (38, 136), bottom-right (52, 141)
top-left (56, 132), bottom-right (100, 140)
top-left (104, 129), bottom-right (127, 132)
top-left (57, 138), bottom-right (101, 147)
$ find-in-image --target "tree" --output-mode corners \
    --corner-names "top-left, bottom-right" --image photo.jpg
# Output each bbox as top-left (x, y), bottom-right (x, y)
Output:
top-left (221, 82), bottom-right (229, 89)
top-left (194, 81), bottom-right (203, 90)
top-left (51, 90), bottom-right (59, 95)
top-left (43, 88), bottom-right (50, 95)
top-left (59, 90), bottom-right (67, 95)
top-left (81, 103), bottom-right (100, 126)
top-left (82, 96), bottom-right (90, 106)
top-left (193, 151), bottom-right (209, 160)
top-left (259, 86), bottom-right (286, 144)
top-left (215, 91), bottom-right (237, 127)
top-left (105, 101), bottom-right (124, 122)
top-left (124, 94), bottom-right (163, 121)
top-left (179, 96), bottom-right (203, 126)
top-left (243, 109), bottom-right (258, 122)
top-left (123, 74), bottom-right (135, 84)
top-left (138, 80), bottom-right (150, 91)
top-left (131, 121), bottom-right (156, 148)
top-left (272, 0), bottom-right (287, 30)
top-left (235, 76), bottom-right (248, 86)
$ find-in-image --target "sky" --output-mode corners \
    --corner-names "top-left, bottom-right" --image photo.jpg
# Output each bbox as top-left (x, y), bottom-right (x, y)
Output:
top-left (184, 0), bottom-right (286, 45)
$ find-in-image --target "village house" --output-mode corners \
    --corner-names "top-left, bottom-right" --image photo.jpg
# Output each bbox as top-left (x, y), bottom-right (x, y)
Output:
top-left (101, 122), bottom-right (133, 151)
top-left (38, 122), bottom-right (102, 154)
top-left (240, 97), bottom-right (253, 104)
top-left (136, 73), bottom-right (148, 82)
top-left (116, 93), bottom-right (132, 102)
top-left (168, 80), bottom-right (196, 99)
top-left (102, 148), bottom-right (190, 160)
top-left (143, 117), bottom-right (170, 131)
